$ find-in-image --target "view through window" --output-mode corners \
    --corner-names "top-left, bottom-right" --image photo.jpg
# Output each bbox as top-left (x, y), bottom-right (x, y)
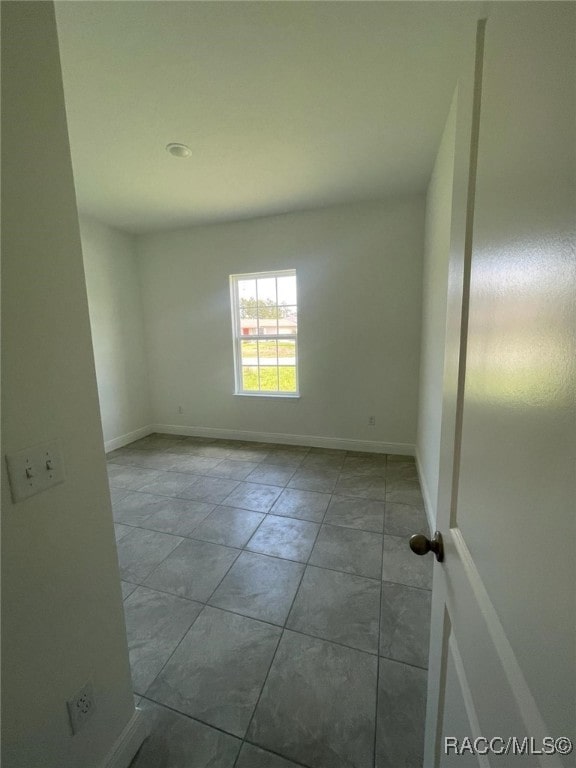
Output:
top-left (230, 270), bottom-right (298, 395)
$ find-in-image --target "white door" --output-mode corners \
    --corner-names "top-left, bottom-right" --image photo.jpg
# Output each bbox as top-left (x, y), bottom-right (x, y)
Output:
top-left (422, 5), bottom-right (575, 767)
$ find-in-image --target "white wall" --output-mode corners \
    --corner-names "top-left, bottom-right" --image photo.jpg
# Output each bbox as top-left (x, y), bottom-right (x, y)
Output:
top-left (2, 4), bottom-right (136, 767)
top-left (138, 197), bottom-right (425, 452)
top-left (416, 95), bottom-right (458, 522)
top-left (80, 216), bottom-right (151, 448)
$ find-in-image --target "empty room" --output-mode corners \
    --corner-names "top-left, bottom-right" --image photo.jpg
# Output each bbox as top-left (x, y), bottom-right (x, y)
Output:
top-left (2, 2), bottom-right (574, 768)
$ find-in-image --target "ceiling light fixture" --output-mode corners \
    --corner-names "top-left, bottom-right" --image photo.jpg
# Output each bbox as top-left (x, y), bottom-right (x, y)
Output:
top-left (166, 142), bottom-right (192, 159)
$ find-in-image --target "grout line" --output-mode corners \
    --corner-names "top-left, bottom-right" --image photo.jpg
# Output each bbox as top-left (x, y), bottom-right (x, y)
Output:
top-left (241, 740), bottom-right (315, 768)
top-left (381, 577), bottom-right (433, 593)
top-left (378, 652), bottom-right (429, 672)
top-left (233, 488), bottom-right (330, 766)
top-left (373, 490), bottom-right (386, 768)
top-left (128, 579), bottom-right (383, 654)
top-left (136, 695), bottom-right (315, 768)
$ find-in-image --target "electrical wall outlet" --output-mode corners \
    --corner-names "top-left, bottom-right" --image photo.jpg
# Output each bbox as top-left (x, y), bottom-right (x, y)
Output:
top-left (368, 416), bottom-right (376, 427)
top-left (67, 681), bottom-right (96, 735)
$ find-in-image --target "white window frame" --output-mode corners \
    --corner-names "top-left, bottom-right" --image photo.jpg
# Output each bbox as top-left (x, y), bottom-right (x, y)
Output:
top-left (230, 269), bottom-right (299, 398)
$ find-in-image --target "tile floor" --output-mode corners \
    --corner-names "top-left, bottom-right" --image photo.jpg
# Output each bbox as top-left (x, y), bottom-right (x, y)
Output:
top-left (108, 434), bottom-right (432, 768)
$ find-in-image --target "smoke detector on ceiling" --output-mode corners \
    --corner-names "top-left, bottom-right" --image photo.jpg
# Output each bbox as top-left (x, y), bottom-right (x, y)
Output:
top-left (166, 143), bottom-right (192, 158)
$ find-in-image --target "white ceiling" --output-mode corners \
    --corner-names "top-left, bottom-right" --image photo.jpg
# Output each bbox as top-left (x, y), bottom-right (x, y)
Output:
top-left (55, 1), bottom-right (481, 234)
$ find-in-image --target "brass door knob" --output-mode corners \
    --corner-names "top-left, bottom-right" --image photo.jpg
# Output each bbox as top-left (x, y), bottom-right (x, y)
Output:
top-left (409, 531), bottom-right (444, 562)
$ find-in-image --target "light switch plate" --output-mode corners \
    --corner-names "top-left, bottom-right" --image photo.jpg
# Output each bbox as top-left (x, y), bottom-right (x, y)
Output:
top-left (5, 440), bottom-right (65, 503)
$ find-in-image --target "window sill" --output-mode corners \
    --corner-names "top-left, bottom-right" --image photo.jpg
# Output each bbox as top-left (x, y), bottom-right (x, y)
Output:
top-left (233, 392), bottom-right (300, 400)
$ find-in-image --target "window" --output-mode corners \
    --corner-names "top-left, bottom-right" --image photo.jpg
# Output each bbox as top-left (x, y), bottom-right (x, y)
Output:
top-left (230, 269), bottom-right (298, 396)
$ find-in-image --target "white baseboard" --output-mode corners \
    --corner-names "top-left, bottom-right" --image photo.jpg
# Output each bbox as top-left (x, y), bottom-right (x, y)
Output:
top-left (151, 423), bottom-right (415, 456)
top-left (104, 426), bottom-right (154, 453)
top-left (415, 448), bottom-right (436, 535)
top-left (99, 707), bottom-right (148, 768)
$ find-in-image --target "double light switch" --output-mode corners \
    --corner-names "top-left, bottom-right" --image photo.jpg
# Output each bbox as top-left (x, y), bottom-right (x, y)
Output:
top-left (5, 440), bottom-right (65, 503)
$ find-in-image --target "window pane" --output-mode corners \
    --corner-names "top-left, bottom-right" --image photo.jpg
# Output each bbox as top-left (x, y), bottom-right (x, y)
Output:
top-left (239, 317), bottom-right (258, 335)
top-left (259, 367), bottom-right (280, 391)
top-left (279, 306), bottom-right (297, 334)
top-left (257, 309), bottom-right (278, 336)
top-left (238, 280), bottom-right (256, 308)
top-left (258, 340), bottom-right (278, 365)
top-left (278, 339), bottom-right (296, 363)
top-left (279, 366), bottom-right (297, 392)
top-left (257, 277), bottom-right (276, 304)
top-left (277, 275), bottom-right (297, 305)
top-left (240, 339), bottom-right (257, 365)
top-left (242, 366), bottom-right (258, 391)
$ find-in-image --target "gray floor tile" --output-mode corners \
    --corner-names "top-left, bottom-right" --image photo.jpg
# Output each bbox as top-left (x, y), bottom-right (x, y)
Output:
top-left (341, 455), bottom-right (387, 478)
top-left (190, 506), bottom-right (265, 548)
top-left (223, 482), bottom-right (283, 513)
top-left (309, 524), bottom-right (383, 578)
top-left (236, 743), bottom-right (303, 768)
top-left (137, 471), bottom-right (201, 498)
top-left (248, 631), bottom-right (377, 768)
top-left (132, 699), bottom-right (241, 767)
top-left (246, 515), bottom-right (320, 562)
top-left (178, 476), bottom-right (240, 504)
top-left (270, 488), bottom-right (330, 523)
top-left (106, 446), bottom-right (138, 462)
top-left (179, 436), bottom-right (217, 445)
top-left (300, 452), bottom-right (346, 471)
top-left (124, 452), bottom-right (191, 471)
top-left (107, 449), bottom-right (154, 467)
top-left (287, 468), bottom-right (339, 493)
top-left (139, 498), bottom-right (216, 538)
top-left (386, 478), bottom-right (422, 494)
top-left (334, 474), bottom-right (387, 500)
top-left (287, 566), bottom-right (381, 653)
top-left (190, 444), bottom-right (238, 459)
top-left (262, 448), bottom-right (308, 467)
top-left (144, 539), bottom-right (240, 602)
top-left (205, 459), bottom-right (260, 480)
top-left (380, 582), bottom-right (431, 669)
top-left (124, 586), bottom-right (203, 694)
top-left (231, 446), bottom-right (271, 462)
top-left (117, 528), bottom-right (183, 583)
top-left (125, 442), bottom-right (168, 455)
top-left (115, 523), bottom-right (134, 542)
top-left (324, 495), bottom-right (385, 532)
top-left (110, 489), bottom-right (130, 507)
top-left (386, 454), bottom-right (415, 464)
top-left (245, 465), bottom-right (296, 486)
top-left (163, 442), bottom-right (208, 456)
top-left (121, 581), bottom-right (138, 600)
top-left (376, 657), bottom-right (427, 768)
top-left (112, 491), bottom-right (172, 526)
top-left (164, 455), bottom-right (225, 475)
top-left (108, 465), bottom-right (163, 491)
top-left (147, 607), bottom-right (281, 737)
top-left (382, 535), bottom-right (433, 590)
top-left (309, 447), bottom-right (347, 456)
top-left (384, 501), bottom-right (429, 537)
top-left (385, 463), bottom-right (419, 483)
top-left (386, 479), bottom-right (424, 508)
top-left (139, 434), bottom-right (178, 447)
top-left (209, 551), bottom-right (304, 625)
top-left (112, 438), bottom-right (430, 768)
